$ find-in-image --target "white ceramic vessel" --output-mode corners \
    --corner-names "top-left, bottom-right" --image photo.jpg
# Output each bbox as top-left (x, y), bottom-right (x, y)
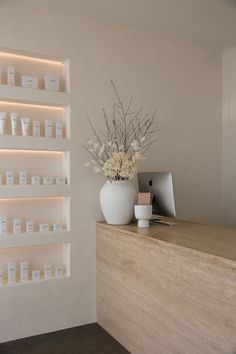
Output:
top-left (100, 180), bottom-right (137, 225)
top-left (135, 204), bottom-right (152, 228)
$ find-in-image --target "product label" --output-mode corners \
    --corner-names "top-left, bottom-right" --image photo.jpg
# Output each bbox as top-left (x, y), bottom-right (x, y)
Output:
top-left (55, 266), bottom-right (63, 278)
top-left (33, 121), bottom-right (40, 137)
top-left (44, 264), bottom-right (51, 280)
top-left (8, 262), bottom-right (16, 284)
top-left (19, 171), bottom-right (27, 185)
top-left (52, 223), bottom-right (63, 232)
top-left (39, 224), bottom-right (49, 232)
top-left (31, 176), bottom-right (40, 185)
top-left (20, 262), bottom-right (28, 282)
top-left (13, 219), bottom-right (21, 234)
top-left (43, 177), bottom-right (53, 185)
top-left (56, 176), bottom-right (66, 185)
top-left (32, 270), bottom-right (40, 281)
top-left (45, 120), bottom-right (52, 138)
top-left (56, 122), bottom-right (63, 138)
top-left (6, 171), bottom-right (14, 185)
top-left (26, 221), bottom-right (34, 233)
top-left (0, 215), bottom-right (7, 235)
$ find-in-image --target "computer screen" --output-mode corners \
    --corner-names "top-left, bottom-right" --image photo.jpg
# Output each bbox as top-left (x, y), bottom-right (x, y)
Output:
top-left (138, 172), bottom-right (176, 217)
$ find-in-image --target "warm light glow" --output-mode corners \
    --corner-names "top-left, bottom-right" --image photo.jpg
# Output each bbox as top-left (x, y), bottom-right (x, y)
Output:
top-left (0, 149), bottom-right (63, 155)
top-left (0, 101), bottom-right (64, 111)
top-left (0, 51), bottom-right (64, 66)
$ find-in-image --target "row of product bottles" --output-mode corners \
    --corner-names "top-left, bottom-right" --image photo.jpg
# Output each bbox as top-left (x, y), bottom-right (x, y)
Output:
top-left (0, 262), bottom-right (64, 287)
top-left (0, 112), bottom-right (63, 138)
top-left (0, 171), bottom-right (66, 185)
top-left (0, 66), bottom-right (60, 91)
top-left (0, 215), bottom-right (64, 235)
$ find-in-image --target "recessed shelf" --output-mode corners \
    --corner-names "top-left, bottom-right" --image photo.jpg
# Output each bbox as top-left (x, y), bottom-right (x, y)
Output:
top-left (0, 185), bottom-right (70, 198)
top-left (0, 85), bottom-right (69, 106)
top-left (1, 275), bottom-right (69, 289)
top-left (0, 135), bottom-right (70, 151)
top-left (0, 230), bottom-right (70, 248)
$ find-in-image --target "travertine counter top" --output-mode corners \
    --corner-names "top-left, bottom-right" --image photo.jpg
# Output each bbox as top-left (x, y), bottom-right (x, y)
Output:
top-left (97, 218), bottom-right (236, 263)
top-left (96, 219), bottom-right (236, 354)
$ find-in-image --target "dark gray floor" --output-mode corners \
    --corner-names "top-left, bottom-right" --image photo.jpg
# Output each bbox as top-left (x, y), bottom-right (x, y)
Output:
top-left (0, 323), bottom-right (130, 354)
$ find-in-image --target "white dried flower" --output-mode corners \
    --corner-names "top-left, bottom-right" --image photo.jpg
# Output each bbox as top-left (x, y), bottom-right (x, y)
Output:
top-left (130, 140), bottom-right (140, 151)
top-left (103, 152), bottom-right (136, 180)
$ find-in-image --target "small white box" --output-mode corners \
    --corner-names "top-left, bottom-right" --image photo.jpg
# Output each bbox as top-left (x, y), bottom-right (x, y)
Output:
top-left (43, 177), bottom-right (53, 185)
top-left (0, 270), bottom-right (3, 287)
top-left (45, 120), bottom-right (52, 138)
top-left (20, 262), bottom-right (28, 282)
top-left (56, 176), bottom-right (66, 185)
top-left (21, 75), bottom-right (38, 89)
top-left (13, 218), bottom-right (21, 234)
top-left (32, 270), bottom-right (40, 281)
top-left (33, 120), bottom-right (41, 137)
top-left (52, 223), bottom-right (63, 232)
top-left (44, 75), bottom-right (59, 91)
top-left (6, 171), bottom-right (14, 185)
top-left (0, 215), bottom-right (7, 235)
top-left (31, 176), bottom-right (40, 185)
top-left (44, 264), bottom-right (51, 280)
top-left (26, 220), bottom-right (34, 233)
top-left (39, 223), bottom-right (49, 232)
top-left (8, 262), bottom-right (16, 284)
top-left (19, 171), bottom-right (27, 185)
top-left (55, 265), bottom-right (63, 278)
top-left (7, 66), bottom-right (15, 86)
top-left (55, 121), bottom-right (63, 138)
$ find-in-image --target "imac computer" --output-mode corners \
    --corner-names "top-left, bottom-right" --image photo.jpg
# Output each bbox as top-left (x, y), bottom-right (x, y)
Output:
top-left (138, 172), bottom-right (176, 219)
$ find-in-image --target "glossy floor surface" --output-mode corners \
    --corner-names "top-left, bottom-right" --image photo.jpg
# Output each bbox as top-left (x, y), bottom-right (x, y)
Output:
top-left (0, 323), bottom-right (130, 354)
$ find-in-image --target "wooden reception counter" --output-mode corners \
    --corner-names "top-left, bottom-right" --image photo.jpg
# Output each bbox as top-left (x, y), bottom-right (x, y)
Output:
top-left (96, 219), bottom-right (236, 354)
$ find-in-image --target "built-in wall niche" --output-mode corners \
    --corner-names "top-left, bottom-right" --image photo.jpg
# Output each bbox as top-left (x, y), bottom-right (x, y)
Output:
top-left (0, 243), bottom-right (69, 286)
top-left (0, 197), bottom-right (70, 234)
top-left (0, 50), bottom-right (68, 92)
top-left (0, 150), bottom-right (69, 184)
top-left (0, 101), bottom-right (69, 138)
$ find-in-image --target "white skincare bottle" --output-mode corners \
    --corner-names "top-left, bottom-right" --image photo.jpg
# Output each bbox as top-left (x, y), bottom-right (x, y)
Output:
top-left (8, 262), bottom-right (16, 285)
top-left (20, 262), bottom-right (28, 282)
top-left (21, 118), bottom-right (31, 136)
top-left (55, 265), bottom-right (63, 278)
top-left (33, 120), bottom-right (40, 137)
top-left (0, 215), bottom-right (7, 235)
top-left (11, 112), bottom-right (19, 135)
top-left (7, 66), bottom-right (15, 86)
top-left (45, 120), bottom-right (52, 138)
top-left (13, 218), bottom-right (21, 234)
top-left (0, 112), bottom-right (7, 135)
top-left (32, 270), bottom-right (40, 281)
top-left (26, 220), bottom-right (34, 233)
top-left (6, 171), bottom-right (14, 185)
top-left (19, 171), bottom-right (27, 185)
top-left (55, 121), bottom-right (63, 138)
top-left (44, 264), bottom-right (52, 279)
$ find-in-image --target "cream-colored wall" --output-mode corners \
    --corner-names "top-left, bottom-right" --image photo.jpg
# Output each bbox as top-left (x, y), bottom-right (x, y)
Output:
top-left (223, 48), bottom-right (236, 227)
top-left (0, 1), bottom-right (222, 342)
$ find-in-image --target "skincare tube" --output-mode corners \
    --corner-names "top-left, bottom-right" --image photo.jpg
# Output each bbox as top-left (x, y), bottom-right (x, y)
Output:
top-left (11, 113), bottom-right (18, 136)
top-left (33, 120), bottom-right (40, 137)
top-left (21, 118), bottom-right (31, 136)
top-left (0, 112), bottom-right (7, 135)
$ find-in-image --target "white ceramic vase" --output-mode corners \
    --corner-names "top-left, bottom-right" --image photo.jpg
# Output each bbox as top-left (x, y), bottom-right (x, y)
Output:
top-left (100, 180), bottom-right (137, 225)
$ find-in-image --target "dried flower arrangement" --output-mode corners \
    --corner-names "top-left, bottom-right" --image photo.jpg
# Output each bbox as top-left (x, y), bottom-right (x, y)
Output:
top-left (84, 81), bottom-right (158, 181)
